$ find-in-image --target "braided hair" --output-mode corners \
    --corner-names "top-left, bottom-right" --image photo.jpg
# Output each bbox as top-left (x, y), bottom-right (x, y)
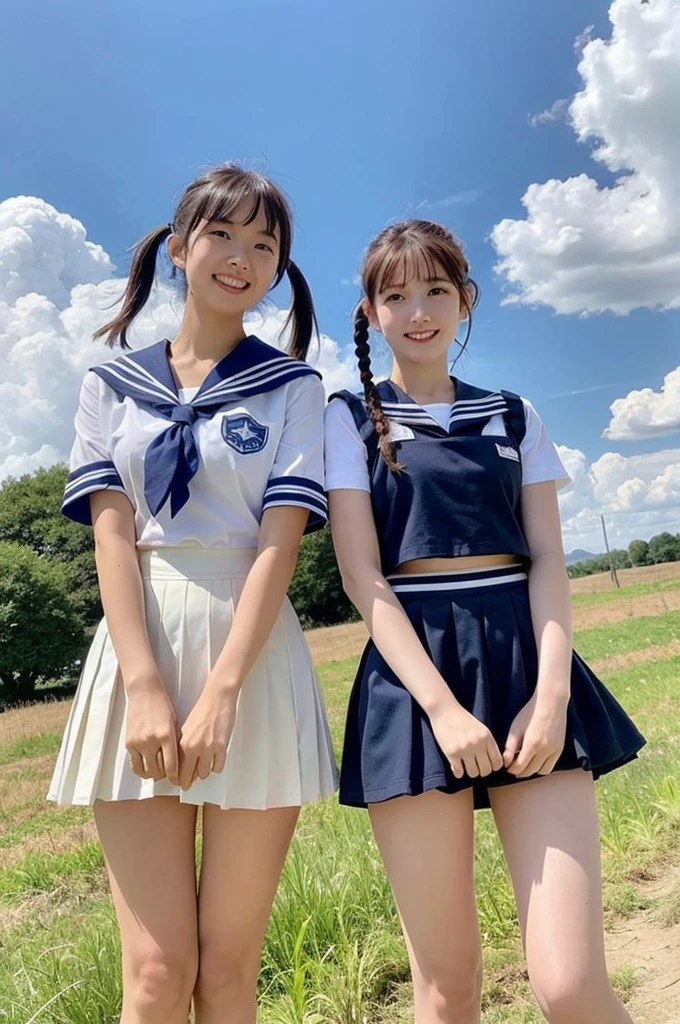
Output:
top-left (356, 219), bottom-right (479, 469)
top-left (353, 305), bottom-right (403, 472)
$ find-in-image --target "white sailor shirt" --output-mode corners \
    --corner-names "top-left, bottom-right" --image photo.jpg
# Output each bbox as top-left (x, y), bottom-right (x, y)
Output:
top-left (62, 336), bottom-right (327, 549)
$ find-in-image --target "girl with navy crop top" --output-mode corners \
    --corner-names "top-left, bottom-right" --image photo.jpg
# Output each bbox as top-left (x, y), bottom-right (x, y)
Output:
top-left (48, 165), bottom-right (336, 1024)
top-left (324, 219), bottom-right (643, 1024)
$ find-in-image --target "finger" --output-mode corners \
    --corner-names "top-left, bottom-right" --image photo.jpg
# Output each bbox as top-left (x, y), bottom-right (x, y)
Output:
top-left (211, 749), bottom-right (227, 775)
top-left (503, 732), bottom-right (522, 770)
top-left (195, 754), bottom-right (213, 782)
top-left (475, 752), bottom-right (494, 778)
top-left (162, 737), bottom-right (180, 787)
top-left (514, 751), bottom-right (544, 778)
top-left (463, 756), bottom-right (480, 779)
top-left (143, 746), bottom-right (165, 782)
top-left (507, 746), bottom-right (533, 777)
top-left (179, 750), bottom-right (198, 791)
top-left (128, 749), bottom-right (147, 779)
top-left (537, 754), bottom-right (559, 776)
top-left (488, 740), bottom-right (504, 774)
top-left (449, 758), bottom-right (465, 780)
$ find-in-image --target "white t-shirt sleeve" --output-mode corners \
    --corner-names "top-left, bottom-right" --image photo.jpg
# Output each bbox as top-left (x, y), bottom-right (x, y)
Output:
top-left (61, 371), bottom-right (129, 526)
top-left (261, 374), bottom-right (328, 531)
top-left (324, 397), bottom-right (371, 492)
top-left (519, 399), bottom-right (571, 489)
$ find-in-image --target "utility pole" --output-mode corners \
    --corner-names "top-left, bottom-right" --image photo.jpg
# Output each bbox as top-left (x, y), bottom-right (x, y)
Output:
top-left (600, 515), bottom-right (621, 589)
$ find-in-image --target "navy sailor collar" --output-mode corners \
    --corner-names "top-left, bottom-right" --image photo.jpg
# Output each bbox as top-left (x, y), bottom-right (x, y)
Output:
top-left (89, 336), bottom-right (320, 519)
top-left (375, 377), bottom-right (509, 436)
top-left (91, 335), bottom-right (320, 409)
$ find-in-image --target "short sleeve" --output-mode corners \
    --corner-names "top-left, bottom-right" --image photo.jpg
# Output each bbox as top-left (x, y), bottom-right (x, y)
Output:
top-left (520, 399), bottom-right (571, 490)
top-left (261, 375), bottom-right (328, 534)
top-left (61, 372), bottom-right (128, 526)
top-left (324, 398), bottom-right (371, 492)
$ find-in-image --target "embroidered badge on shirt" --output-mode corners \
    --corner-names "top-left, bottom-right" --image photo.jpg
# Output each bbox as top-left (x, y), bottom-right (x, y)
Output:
top-left (496, 443), bottom-right (520, 462)
top-left (221, 414), bottom-right (269, 454)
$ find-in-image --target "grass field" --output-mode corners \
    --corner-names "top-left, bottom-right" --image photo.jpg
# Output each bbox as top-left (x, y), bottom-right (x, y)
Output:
top-left (1, 563), bottom-right (679, 1022)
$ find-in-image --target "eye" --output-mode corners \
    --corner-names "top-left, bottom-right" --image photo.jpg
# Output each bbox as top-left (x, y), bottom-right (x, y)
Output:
top-left (429, 286), bottom-right (448, 296)
top-left (211, 229), bottom-right (231, 239)
top-left (255, 242), bottom-right (275, 254)
top-left (385, 293), bottom-right (403, 302)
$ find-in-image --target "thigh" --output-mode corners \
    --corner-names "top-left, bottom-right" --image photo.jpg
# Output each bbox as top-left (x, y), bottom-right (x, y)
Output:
top-left (94, 797), bottom-right (199, 969)
top-left (489, 771), bottom-right (607, 980)
top-left (369, 790), bottom-right (480, 977)
top-left (198, 805), bottom-right (299, 960)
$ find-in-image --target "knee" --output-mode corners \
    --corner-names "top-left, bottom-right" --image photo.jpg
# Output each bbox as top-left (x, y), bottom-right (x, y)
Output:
top-left (195, 939), bottom-right (260, 1008)
top-left (531, 968), bottom-right (614, 1023)
top-left (129, 945), bottom-right (198, 1016)
top-left (415, 950), bottom-right (483, 1020)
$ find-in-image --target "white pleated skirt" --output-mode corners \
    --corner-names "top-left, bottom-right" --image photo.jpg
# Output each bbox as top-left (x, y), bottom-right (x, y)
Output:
top-left (47, 547), bottom-right (338, 809)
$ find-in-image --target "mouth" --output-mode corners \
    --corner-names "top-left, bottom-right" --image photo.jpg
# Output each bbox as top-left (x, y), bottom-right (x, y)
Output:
top-left (404, 329), bottom-right (439, 344)
top-left (213, 274), bottom-right (251, 294)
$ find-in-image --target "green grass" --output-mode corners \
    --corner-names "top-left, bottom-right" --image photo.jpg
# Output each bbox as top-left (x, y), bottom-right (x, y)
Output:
top-left (0, 732), bottom-right (62, 766)
top-left (0, 806), bottom-right (90, 850)
top-left (571, 574), bottom-right (680, 609)
top-left (574, 611), bottom-right (680, 662)
top-left (0, 624), bottom-right (679, 1021)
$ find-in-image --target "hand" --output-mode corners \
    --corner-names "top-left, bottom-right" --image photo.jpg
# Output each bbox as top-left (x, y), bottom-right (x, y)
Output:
top-left (503, 692), bottom-right (568, 778)
top-left (429, 699), bottom-right (504, 780)
top-left (125, 680), bottom-right (180, 785)
top-left (178, 688), bottom-right (238, 791)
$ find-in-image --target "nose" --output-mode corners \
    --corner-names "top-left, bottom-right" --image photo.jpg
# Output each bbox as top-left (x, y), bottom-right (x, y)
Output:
top-left (409, 305), bottom-right (431, 323)
top-left (227, 249), bottom-right (249, 271)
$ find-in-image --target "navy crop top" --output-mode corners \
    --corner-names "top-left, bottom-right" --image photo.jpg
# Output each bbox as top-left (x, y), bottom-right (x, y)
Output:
top-left (330, 379), bottom-right (532, 575)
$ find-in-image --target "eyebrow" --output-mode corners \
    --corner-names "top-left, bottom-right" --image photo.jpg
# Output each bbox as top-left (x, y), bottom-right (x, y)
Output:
top-left (380, 276), bottom-right (450, 291)
top-left (210, 218), bottom-right (279, 241)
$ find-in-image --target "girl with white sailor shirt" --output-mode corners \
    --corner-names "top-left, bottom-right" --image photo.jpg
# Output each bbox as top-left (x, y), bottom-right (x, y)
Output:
top-left (324, 220), bottom-right (643, 1024)
top-left (48, 164), bottom-right (336, 1024)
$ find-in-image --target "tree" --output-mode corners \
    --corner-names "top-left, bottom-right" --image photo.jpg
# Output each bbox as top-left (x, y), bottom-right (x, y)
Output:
top-left (0, 465), bottom-right (101, 627)
top-left (0, 541), bottom-right (87, 704)
top-left (647, 531), bottom-right (680, 565)
top-left (628, 539), bottom-right (650, 567)
top-left (288, 527), bottom-right (359, 628)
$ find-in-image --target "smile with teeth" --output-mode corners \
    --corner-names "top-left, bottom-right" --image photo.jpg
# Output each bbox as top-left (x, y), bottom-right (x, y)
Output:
top-left (405, 329), bottom-right (438, 341)
top-left (214, 274), bottom-right (250, 290)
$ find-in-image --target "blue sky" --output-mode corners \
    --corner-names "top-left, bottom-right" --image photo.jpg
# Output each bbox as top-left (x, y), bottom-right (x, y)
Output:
top-left (1, 0), bottom-right (679, 549)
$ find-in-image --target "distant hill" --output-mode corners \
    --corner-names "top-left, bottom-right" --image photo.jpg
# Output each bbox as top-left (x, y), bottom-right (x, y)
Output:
top-left (565, 548), bottom-right (598, 565)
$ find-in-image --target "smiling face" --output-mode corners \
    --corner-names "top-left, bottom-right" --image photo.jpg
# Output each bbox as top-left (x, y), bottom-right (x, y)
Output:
top-left (367, 254), bottom-right (465, 367)
top-left (169, 200), bottom-right (281, 318)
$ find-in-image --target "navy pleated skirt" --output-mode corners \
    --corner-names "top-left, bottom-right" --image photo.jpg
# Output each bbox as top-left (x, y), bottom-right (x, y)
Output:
top-left (339, 565), bottom-right (646, 810)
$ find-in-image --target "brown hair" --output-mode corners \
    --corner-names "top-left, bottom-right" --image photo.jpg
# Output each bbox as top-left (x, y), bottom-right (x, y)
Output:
top-left (94, 163), bottom-right (318, 359)
top-left (354, 219), bottom-right (479, 469)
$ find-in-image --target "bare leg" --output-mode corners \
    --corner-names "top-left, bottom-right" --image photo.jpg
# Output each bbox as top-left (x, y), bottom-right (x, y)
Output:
top-left (369, 789), bottom-right (482, 1024)
top-left (490, 771), bottom-right (634, 1024)
top-left (193, 804), bottom-right (299, 1024)
top-left (94, 797), bottom-right (199, 1024)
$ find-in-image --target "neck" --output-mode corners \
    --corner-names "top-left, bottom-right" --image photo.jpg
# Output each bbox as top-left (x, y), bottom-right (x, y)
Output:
top-left (171, 300), bottom-right (248, 366)
top-left (389, 354), bottom-right (456, 404)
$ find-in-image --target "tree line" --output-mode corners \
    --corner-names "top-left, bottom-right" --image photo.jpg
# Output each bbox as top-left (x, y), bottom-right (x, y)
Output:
top-left (566, 533), bottom-right (680, 579)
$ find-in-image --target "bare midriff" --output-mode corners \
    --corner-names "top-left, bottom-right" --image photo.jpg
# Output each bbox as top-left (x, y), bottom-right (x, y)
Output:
top-left (393, 553), bottom-right (522, 575)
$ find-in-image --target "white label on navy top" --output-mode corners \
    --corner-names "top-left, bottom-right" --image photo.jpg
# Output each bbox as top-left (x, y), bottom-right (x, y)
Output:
top-left (388, 422), bottom-right (416, 442)
top-left (496, 443), bottom-right (520, 462)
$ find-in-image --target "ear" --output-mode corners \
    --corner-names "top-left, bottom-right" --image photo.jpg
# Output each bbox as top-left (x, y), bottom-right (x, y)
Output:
top-left (167, 233), bottom-right (186, 271)
top-left (362, 299), bottom-right (381, 333)
top-left (458, 284), bottom-right (474, 322)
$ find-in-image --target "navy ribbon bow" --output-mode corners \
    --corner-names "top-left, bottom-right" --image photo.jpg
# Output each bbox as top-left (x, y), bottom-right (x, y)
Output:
top-left (91, 337), bottom-right (320, 518)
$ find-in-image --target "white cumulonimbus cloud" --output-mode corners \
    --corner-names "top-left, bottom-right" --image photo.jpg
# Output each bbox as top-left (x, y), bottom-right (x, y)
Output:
top-left (492, 0), bottom-right (680, 316)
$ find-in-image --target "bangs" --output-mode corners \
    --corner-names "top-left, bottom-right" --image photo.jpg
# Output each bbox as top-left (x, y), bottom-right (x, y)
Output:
top-left (376, 245), bottom-right (443, 294)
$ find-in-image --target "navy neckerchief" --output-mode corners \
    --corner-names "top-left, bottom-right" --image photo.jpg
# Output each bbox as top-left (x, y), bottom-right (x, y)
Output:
top-left (91, 336), bottom-right (320, 519)
top-left (374, 378), bottom-right (509, 436)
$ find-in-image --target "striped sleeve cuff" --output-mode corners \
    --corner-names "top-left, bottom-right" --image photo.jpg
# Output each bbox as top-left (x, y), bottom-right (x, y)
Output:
top-left (262, 476), bottom-right (328, 534)
top-left (61, 461), bottom-right (128, 526)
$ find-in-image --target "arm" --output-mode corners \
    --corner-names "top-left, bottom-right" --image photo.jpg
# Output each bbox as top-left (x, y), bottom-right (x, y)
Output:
top-left (90, 492), bottom-right (180, 784)
top-left (329, 489), bottom-right (503, 779)
top-left (503, 480), bottom-right (571, 776)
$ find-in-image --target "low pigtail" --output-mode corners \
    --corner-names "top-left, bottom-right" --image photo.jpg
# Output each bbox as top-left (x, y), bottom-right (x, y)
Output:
top-left (354, 306), bottom-right (403, 472)
top-left (93, 224), bottom-right (173, 349)
top-left (283, 260), bottom-right (319, 361)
